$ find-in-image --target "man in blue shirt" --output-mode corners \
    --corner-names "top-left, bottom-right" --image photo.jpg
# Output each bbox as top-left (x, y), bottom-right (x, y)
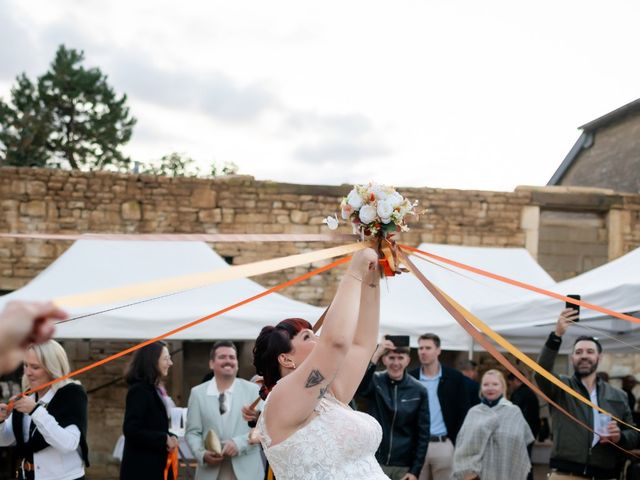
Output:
top-left (409, 333), bottom-right (470, 480)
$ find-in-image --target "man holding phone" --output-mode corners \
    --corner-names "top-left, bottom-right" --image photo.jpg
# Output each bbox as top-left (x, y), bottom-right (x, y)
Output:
top-left (535, 304), bottom-right (639, 479)
top-left (357, 337), bottom-right (430, 480)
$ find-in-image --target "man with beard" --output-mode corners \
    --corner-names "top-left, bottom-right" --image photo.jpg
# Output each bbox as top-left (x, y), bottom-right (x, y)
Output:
top-left (536, 308), bottom-right (638, 480)
top-left (185, 341), bottom-right (264, 480)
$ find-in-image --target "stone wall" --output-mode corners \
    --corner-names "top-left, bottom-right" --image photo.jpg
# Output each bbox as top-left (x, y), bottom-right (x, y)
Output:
top-left (3, 167), bottom-right (640, 478)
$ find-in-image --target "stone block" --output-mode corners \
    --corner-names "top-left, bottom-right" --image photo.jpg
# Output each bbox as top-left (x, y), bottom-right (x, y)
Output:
top-left (198, 209), bottom-right (222, 223)
top-left (20, 200), bottom-right (46, 217)
top-left (191, 187), bottom-right (217, 208)
top-left (121, 201), bottom-right (142, 220)
top-left (26, 181), bottom-right (47, 196)
top-left (290, 210), bottom-right (309, 224)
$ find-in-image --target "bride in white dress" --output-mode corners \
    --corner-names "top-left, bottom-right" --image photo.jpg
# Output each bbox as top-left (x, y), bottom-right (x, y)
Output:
top-left (253, 247), bottom-right (389, 479)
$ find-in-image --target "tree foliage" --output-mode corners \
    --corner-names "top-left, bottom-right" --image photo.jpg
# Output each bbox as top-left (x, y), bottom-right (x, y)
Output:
top-left (0, 45), bottom-right (136, 170)
top-left (137, 152), bottom-right (239, 178)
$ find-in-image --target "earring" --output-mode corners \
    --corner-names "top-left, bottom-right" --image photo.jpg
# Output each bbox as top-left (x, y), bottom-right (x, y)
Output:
top-left (290, 361), bottom-right (296, 370)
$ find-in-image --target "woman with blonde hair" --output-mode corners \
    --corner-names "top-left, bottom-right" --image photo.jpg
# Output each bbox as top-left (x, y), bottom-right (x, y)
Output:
top-left (452, 369), bottom-right (533, 480)
top-left (0, 340), bottom-right (89, 480)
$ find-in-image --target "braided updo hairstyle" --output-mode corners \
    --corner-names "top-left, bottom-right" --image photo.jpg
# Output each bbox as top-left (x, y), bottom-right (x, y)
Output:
top-left (253, 318), bottom-right (313, 399)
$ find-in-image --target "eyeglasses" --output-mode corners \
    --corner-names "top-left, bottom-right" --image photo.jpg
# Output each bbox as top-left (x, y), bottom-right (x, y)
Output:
top-left (219, 392), bottom-right (227, 415)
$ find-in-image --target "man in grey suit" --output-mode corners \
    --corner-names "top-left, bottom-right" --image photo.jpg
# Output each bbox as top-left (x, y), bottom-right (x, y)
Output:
top-left (186, 340), bottom-right (264, 480)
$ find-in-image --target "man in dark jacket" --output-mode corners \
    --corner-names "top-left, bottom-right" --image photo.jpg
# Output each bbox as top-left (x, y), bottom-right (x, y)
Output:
top-left (357, 338), bottom-right (430, 480)
top-left (409, 333), bottom-right (470, 480)
top-left (536, 308), bottom-right (639, 480)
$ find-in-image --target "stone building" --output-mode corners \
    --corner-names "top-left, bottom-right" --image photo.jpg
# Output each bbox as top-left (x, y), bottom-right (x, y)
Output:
top-left (1, 167), bottom-right (640, 478)
top-left (548, 97), bottom-right (640, 194)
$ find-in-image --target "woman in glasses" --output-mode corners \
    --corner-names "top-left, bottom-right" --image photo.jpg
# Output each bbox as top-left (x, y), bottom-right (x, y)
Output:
top-left (0, 340), bottom-right (89, 480)
top-left (120, 341), bottom-right (177, 480)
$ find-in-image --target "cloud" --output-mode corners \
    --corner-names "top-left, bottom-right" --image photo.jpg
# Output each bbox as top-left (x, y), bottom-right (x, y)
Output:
top-left (293, 139), bottom-right (389, 164)
top-left (108, 53), bottom-right (277, 122)
top-left (285, 111), bottom-right (373, 137)
top-left (0, 1), bottom-right (40, 81)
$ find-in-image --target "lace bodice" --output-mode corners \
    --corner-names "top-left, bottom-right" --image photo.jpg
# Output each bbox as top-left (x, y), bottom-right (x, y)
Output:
top-left (258, 394), bottom-right (389, 479)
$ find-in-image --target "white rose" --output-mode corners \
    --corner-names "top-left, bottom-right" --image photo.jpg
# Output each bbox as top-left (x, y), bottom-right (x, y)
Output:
top-left (370, 184), bottom-right (388, 201)
top-left (346, 189), bottom-right (363, 209)
top-left (358, 204), bottom-right (377, 224)
top-left (388, 191), bottom-right (404, 207)
top-left (323, 215), bottom-right (339, 230)
top-left (377, 200), bottom-right (394, 224)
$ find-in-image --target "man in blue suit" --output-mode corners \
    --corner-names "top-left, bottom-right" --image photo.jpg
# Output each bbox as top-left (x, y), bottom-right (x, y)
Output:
top-left (186, 341), bottom-right (264, 480)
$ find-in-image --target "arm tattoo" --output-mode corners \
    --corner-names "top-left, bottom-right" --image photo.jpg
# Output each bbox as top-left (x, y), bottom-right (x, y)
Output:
top-left (304, 369), bottom-right (325, 388)
top-left (318, 385), bottom-right (329, 400)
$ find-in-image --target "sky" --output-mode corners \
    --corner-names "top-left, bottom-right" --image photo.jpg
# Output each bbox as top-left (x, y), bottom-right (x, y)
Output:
top-left (1, 0), bottom-right (639, 192)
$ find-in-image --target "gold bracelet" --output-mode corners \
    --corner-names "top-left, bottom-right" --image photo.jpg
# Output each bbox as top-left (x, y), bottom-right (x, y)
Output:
top-left (347, 271), bottom-right (377, 288)
top-left (347, 271), bottom-right (363, 282)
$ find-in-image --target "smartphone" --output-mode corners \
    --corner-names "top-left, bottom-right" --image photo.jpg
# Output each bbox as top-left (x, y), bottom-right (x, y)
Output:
top-left (565, 294), bottom-right (581, 322)
top-left (384, 335), bottom-right (410, 347)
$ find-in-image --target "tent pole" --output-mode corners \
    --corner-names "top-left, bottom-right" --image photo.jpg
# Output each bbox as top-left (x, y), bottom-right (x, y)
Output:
top-left (468, 337), bottom-right (474, 360)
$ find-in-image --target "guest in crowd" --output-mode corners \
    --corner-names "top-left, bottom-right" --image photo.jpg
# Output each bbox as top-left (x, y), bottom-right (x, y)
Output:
top-left (622, 375), bottom-right (638, 414)
top-left (357, 337), bottom-right (430, 480)
top-left (536, 309), bottom-right (638, 479)
top-left (185, 340), bottom-right (264, 480)
top-left (452, 369), bottom-right (534, 480)
top-left (507, 372), bottom-right (541, 440)
top-left (409, 333), bottom-right (470, 480)
top-left (507, 371), bottom-right (541, 480)
top-left (0, 340), bottom-right (89, 480)
top-left (458, 360), bottom-right (480, 408)
top-left (120, 341), bottom-right (178, 480)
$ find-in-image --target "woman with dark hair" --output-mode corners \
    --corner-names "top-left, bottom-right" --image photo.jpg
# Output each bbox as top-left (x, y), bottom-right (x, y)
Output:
top-left (120, 341), bottom-right (177, 480)
top-left (253, 248), bottom-right (389, 479)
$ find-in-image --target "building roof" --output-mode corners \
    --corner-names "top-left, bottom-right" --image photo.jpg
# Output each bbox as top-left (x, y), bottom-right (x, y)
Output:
top-left (548, 98), bottom-right (640, 186)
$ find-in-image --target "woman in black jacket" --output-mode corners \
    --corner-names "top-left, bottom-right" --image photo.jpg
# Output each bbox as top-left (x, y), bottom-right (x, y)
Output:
top-left (0, 340), bottom-right (89, 480)
top-left (120, 341), bottom-right (177, 480)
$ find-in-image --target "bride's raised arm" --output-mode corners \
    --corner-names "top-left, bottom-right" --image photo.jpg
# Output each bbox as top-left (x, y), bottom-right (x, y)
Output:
top-left (258, 248), bottom-right (378, 441)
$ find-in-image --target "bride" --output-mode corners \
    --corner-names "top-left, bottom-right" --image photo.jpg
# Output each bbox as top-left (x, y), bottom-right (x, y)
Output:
top-left (252, 247), bottom-right (389, 479)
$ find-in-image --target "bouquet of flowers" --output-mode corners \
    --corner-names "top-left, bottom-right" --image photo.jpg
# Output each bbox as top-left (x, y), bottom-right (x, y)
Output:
top-left (323, 182), bottom-right (418, 238)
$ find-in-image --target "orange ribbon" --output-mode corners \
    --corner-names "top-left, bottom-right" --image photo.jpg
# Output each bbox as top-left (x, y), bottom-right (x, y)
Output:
top-left (17, 256), bottom-right (350, 398)
top-left (398, 249), bottom-right (639, 458)
top-left (164, 448), bottom-right (178, 480)
top-left (400, 243), bottom-right (640, 325)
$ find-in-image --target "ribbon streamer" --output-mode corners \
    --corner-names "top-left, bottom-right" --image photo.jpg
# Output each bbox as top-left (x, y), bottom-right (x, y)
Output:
top-left (55, 242), bottom-right (364, 308)
top-left (0, 232), bottom-right (359, 242)
top-left (15, 256), bottom-right (351, 400)
top-left (401, 244), bottom-right (640, 325)
top-left (398, 249), bottom-right (639, 457)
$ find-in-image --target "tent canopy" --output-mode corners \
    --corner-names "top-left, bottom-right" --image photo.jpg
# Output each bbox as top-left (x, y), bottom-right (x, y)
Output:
top-left (0, 240), bottom-right (323, 340)
top-left (379, 243), bottom-right (557, 350)
top-left (487, 246), bottom-right (640, 352)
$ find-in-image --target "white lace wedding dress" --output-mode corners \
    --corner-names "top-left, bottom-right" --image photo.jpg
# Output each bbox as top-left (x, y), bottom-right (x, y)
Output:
top-left (257, 394), bottom-right (389, 479)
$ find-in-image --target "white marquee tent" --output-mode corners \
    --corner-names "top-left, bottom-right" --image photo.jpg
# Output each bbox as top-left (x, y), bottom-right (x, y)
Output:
top-left (0, 240), bottom-right (568, 350)
top-left (379, 243), bottom-right (558, 350)
top-left (485, 246), bottom-right (640, 352)
top-left (0, 240), bottom-right (324, 340)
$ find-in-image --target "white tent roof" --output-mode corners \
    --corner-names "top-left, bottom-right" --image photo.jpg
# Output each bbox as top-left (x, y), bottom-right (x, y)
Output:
top-left (487, 246), bottom-right (640, 352)
top-left (0, 240), bottom-right (323, 340)
top-left (379, 243), bottom-right (557, 350)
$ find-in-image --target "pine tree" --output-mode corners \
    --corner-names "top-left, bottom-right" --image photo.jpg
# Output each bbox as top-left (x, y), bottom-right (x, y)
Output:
top-left (0, 45), bottom-right (136, 170)
top-left (0, 74), bottom-right (51, 167)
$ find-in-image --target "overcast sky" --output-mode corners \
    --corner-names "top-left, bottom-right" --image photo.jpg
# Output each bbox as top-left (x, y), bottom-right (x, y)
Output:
top-left (1, 0), bottom-right (639, 192)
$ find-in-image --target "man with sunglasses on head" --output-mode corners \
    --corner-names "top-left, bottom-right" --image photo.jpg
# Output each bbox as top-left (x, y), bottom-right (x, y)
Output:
top-left (185, 340), bottom-right (264, 480)
top-left (535, 308), bottom-right (639, 480)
